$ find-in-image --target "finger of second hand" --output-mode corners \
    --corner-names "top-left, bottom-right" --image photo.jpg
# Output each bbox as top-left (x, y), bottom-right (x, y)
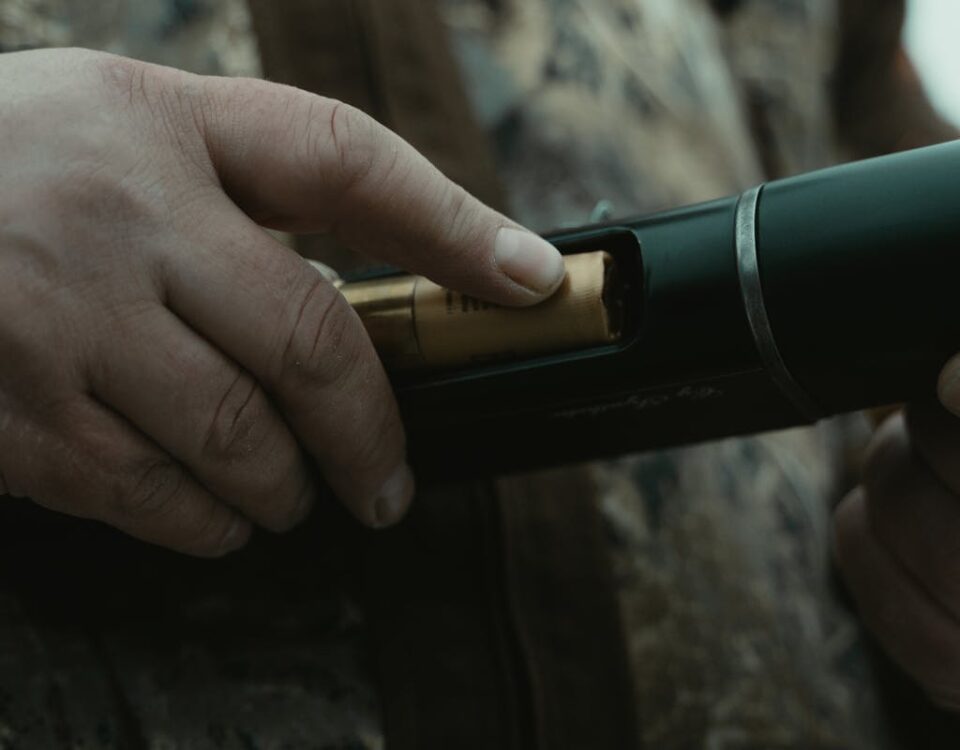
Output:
top-left (85, 304), bottom-right (315, 533)
top-left (834, 488), bottom-right (960, 706)
top-left (907, 399), bottom-right (960, 494)
top-left (862, 413), bottom-right (960, 617)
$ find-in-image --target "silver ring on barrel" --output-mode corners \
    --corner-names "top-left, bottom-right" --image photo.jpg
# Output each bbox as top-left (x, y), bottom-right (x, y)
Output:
top-left (735, 185), bottom-right (822, 422)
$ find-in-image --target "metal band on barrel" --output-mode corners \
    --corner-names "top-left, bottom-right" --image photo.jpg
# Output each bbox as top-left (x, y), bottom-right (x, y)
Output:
top-left (735, 186), bottom-right (822, 422)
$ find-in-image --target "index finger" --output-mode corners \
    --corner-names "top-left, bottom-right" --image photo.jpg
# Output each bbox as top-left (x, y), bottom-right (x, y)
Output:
top-left (191, 75), bottom-right (566, 304)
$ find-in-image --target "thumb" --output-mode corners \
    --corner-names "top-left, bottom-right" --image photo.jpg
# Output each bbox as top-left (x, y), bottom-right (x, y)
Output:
top-left (195, 77), bottom-right (565, 306)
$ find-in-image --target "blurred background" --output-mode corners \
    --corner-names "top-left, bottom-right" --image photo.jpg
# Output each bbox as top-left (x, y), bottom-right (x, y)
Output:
top-left (906, 0), bottom-right (960, 127)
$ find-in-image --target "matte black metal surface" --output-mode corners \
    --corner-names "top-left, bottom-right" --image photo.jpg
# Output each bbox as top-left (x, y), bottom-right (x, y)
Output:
top-left (394, 142), bottom-right (960, 479)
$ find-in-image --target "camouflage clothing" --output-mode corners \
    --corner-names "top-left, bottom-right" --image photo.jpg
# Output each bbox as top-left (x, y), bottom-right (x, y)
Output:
top-left (0, 0), bottom-right (259, 76)
top-left (0, 0), bottom-right (913, 748)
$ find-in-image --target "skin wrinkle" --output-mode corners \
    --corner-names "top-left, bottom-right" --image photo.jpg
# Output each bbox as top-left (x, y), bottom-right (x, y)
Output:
top-left (59, 393), bottom-right (244, 556)
top-left (233, 93), bottom-right (330, 228)
top-left (277, 272), bottom-right (342, 383)
top-left (173, 74), bottom-right (223, 178)
top-left (193, 83), bottom-right (262, 210)
top-left (328, 99), bottom-right (349, 175)
top-left (201, 369), bottom-right (260, 464)
top-left (324, 99), bottom-right (381, 207)
top-left (326, 111), bottom-right (403, 242)
top-left (116, 457), bottom-right (187, 521)
top-left (117, 63), bottom-right (202, 172)
top-left (101, 62), bottom-right (218, 199)
top-left (205, 88), bottom-right (373, 232)
top-left (92, 50), bottom-right (150, 106)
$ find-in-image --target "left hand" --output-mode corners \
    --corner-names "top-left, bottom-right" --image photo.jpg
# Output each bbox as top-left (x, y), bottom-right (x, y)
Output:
top-left (835, 354), bottom-right (960, 709)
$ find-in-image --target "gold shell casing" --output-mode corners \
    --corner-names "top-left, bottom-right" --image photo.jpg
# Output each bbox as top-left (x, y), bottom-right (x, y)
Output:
top-left (337, 251), bottom-right (621, 372)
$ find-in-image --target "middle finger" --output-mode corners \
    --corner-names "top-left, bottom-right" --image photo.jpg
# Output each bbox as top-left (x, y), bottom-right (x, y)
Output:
top-left (86, 304), bottom-right (315, 532)
top-left (864, 413), bottom-right (960, 614)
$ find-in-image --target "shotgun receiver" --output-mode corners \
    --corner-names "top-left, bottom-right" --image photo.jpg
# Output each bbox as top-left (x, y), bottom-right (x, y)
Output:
top-left (338, 141), bottom-right (960, 479)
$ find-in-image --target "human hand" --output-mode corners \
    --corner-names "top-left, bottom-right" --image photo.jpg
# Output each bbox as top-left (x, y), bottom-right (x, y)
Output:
top-left (0, 48), bottom-right (565, 556)
top-left (835, 355), bottom-right (960, 708)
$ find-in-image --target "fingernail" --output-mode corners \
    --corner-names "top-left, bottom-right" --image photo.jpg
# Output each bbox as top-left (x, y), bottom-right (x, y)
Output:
top-left (494, 227), bottom-right (566, 295)
top-left (220, 516), bottom-right (252, 555)
top-left (374, 464), bottom-right (416, 528)
top-left (938, 355), bottom-right (960, 416)
top-left (288, 473), bottom-right (318, 527)
top-left (306, 259), bottom-right (341, 285)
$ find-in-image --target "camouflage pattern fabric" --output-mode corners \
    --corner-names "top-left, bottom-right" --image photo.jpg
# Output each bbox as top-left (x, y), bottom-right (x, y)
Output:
top-left (0, 0), bottom-right (259, 76)
top-left (0, 0), bottom-right (902, 748)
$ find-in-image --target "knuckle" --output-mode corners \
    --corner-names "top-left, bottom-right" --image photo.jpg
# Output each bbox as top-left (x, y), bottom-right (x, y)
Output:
top-left (117, 459), bottom-right (186, 520)
top-left (202, 372), bottom-right (270, 465)
top-left (92, 52), bottom-right (177, 116)
top-left (278, 276), bottom-right (363, 390)
top-left (90, 52), bottom-right (151, 103)
top-left (426, 183), bottom-right (488, 275)
top-left (91, 52), bottom-right (208, 164)
top-left (323, 99), bottom-right (377, 189)
top-left (441, 183), bottom-right (477, 240)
